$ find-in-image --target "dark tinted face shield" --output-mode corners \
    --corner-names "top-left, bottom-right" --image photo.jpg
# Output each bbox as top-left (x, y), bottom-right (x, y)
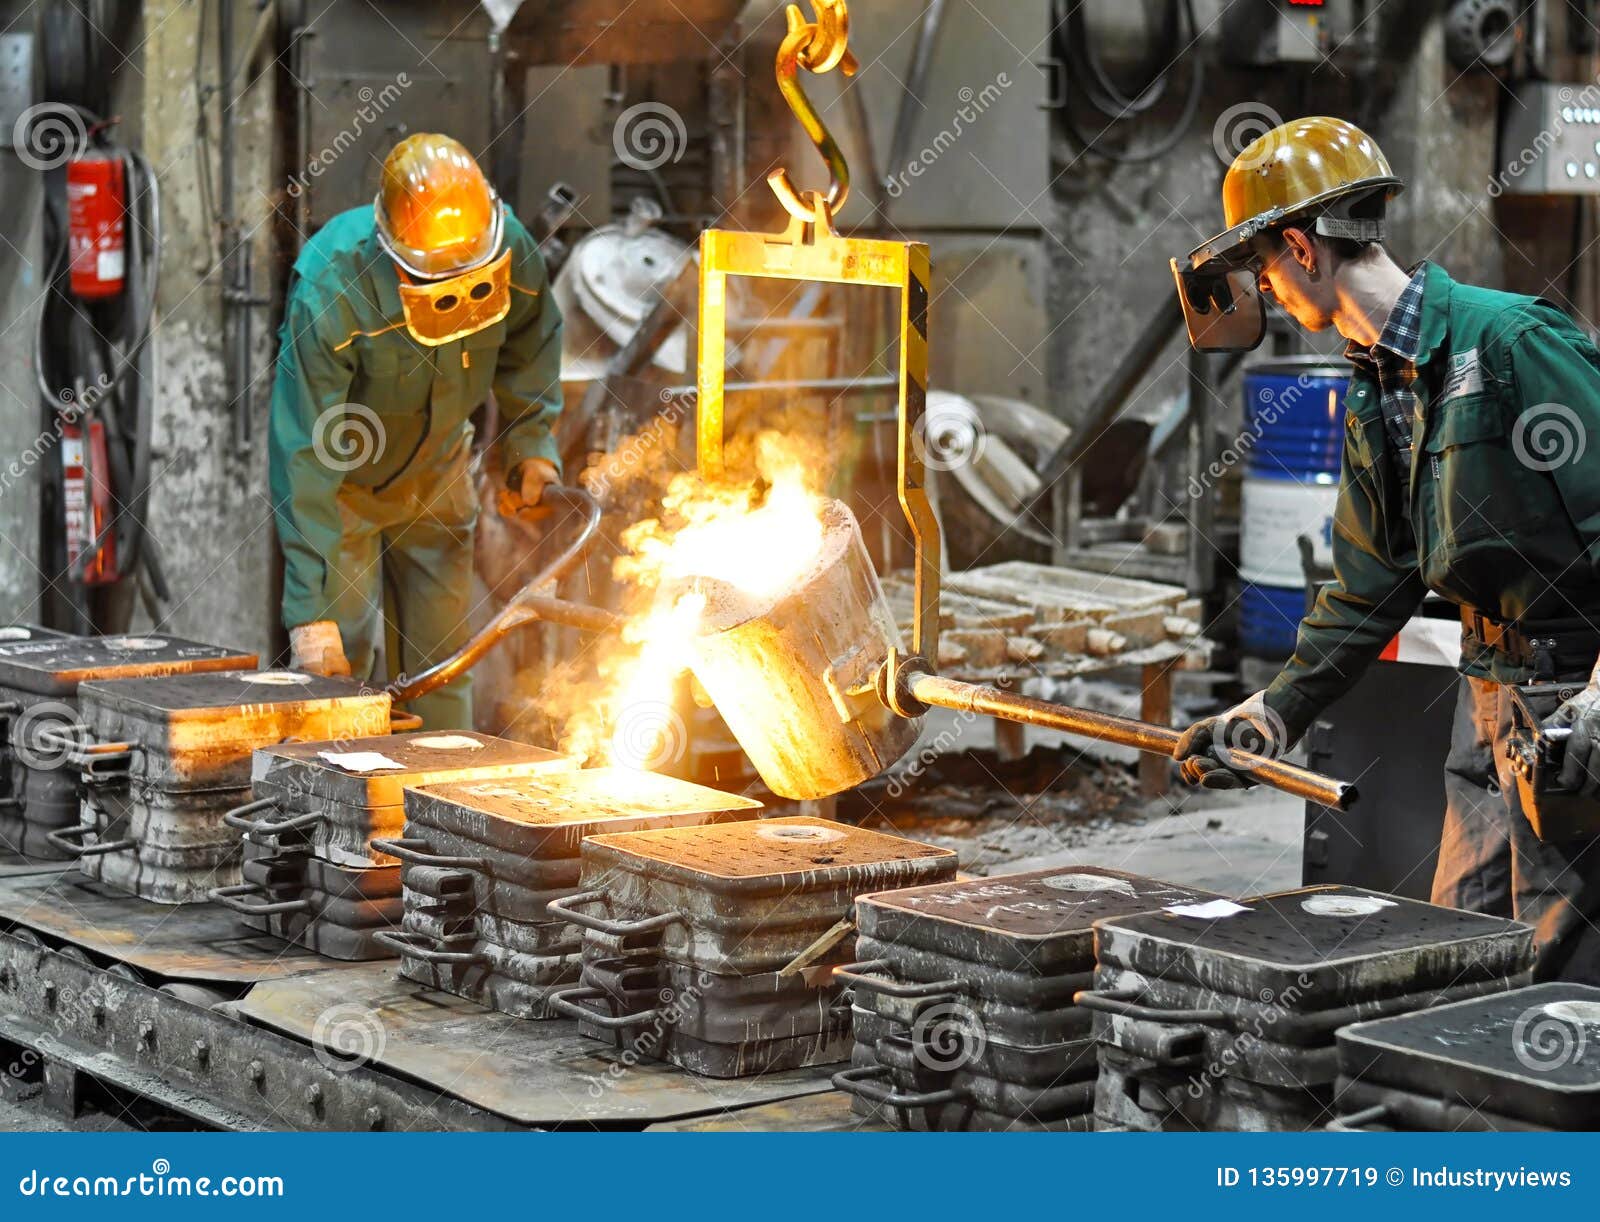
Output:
top-left (1170, 257), bottom-right (1266, 353)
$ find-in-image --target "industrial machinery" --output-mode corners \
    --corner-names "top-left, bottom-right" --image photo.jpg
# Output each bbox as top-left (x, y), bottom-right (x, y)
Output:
top-left (686, 0), bottom-right (1353, 811)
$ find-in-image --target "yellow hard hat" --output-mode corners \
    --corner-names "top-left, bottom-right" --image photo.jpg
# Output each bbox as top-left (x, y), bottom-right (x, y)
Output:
top-left (1189, 116), bottom-right (1403, 272)
top-left (375, 133), bottom-right (503, 280)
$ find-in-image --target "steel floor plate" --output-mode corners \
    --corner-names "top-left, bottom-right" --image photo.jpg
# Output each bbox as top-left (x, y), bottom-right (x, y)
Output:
top-left (646, 1089), bottom-right (890, 1132)
top-left (0, 853), bottom-right (67, 879)
top-left (236, 963), bottom-right (838, 1128)
top-left (0, 869), bottom-right (343, 983)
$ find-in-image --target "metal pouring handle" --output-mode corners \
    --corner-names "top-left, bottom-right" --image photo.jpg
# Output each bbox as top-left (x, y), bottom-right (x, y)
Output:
top-left (387, 485), bottom-right (620, 703)
top-left (897, 664), bottom-right (1356, 811)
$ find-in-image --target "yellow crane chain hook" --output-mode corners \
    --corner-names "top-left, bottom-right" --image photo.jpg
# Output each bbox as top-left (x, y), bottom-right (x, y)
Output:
top-left (767, 0), bottom-right (858, 224)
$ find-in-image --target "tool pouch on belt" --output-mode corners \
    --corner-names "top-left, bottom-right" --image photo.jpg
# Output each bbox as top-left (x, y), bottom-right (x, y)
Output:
top-left (1506, 682), bottom-right (1600, 842)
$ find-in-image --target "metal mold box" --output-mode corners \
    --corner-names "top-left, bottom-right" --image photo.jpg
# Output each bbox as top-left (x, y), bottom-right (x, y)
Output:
top-left (79, 671), bottom-right (392, 790)
top-left (1093, 885), bottom-right (1535, 1005)
top-left (405, 768), bottom-right (763, 858)
top-left (856, 867), bottom-right (1223, 975)
top-left (0, 634), bottom-right (255, 695)
top-left (1335, 982), bottom-right (1600, 1130)
top-left (252, 731), bottom-right (574, 809)
top-left (574, 817), bottom-right (957, 973)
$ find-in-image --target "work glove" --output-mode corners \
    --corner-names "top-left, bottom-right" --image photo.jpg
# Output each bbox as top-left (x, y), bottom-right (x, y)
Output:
top-left (1546, 662), bottom-right (1600, 797)
top-left (499, 457), bottom-right (560, 523)
top-left (1173, 690), bottom-right (1289, 791)
top-left (288, 620), bottom-right (352, 678)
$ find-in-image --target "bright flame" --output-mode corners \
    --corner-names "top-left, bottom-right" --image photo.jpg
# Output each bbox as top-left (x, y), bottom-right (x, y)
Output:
top-left (552, 427), bottom-right (833, 772)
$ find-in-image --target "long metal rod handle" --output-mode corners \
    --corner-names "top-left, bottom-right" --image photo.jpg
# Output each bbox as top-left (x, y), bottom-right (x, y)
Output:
top-left (831, 1065), bottom-right (964, 1110)
top-left (367, 837), bottom-right (486, 871)
top-left (1073, 989), bottom-right (1227, 1026)
top-left (388, 485), bottom-right (614, 704)
top-left (905, 668), bottom-right (1356, 810)
top-left (207, 882), bottom-right (311, 917)
top-left (832, 959), bottom-right (964, 1000)
top-left (545, 890), bottom-right (682, 938)
top-left (545, 985), bottom-right (660, 1030)
top-left (372, 930), bottom-right (486, 966)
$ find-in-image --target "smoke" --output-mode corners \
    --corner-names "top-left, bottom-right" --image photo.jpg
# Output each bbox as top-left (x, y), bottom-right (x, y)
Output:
top-left (506, 397), bottom-right (836, 769)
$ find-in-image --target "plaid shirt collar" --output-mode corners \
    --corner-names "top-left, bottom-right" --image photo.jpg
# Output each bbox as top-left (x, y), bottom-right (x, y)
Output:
top-left (1344, 265), bottom-right (1426, 369)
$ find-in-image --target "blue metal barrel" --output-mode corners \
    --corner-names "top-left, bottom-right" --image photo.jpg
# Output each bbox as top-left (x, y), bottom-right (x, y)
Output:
top-left (1237, 357), bottom-right (1349, 659)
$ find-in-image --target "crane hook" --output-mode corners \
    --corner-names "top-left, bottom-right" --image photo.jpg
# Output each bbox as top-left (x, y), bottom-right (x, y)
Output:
top-left (767, 0), bottom-right (858, 224)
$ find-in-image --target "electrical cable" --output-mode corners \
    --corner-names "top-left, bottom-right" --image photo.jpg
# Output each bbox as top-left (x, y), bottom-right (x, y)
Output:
top-left (1051, 0), bottom-right (1206, 164)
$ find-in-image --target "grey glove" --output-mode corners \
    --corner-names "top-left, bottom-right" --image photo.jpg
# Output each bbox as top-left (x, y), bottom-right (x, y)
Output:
top-left (1173, 690), bottom-right (1289, 791)
top-left (1547, 678), bottom-right (1600, 797)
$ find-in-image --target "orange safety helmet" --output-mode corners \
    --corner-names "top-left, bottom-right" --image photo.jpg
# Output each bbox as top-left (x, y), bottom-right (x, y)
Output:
top-left (375, 133), bottom-right (504, 280)
top-left (1172, 116), bottom-right (1404, 351)
top-left (1191, 116), bottom-right (1403, 272)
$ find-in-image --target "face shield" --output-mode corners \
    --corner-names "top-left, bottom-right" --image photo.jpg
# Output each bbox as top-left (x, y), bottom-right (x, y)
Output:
top-left (1170, 208), bottom-right (1279, 353)
top-left (395, 248), bottom-right (513, 347)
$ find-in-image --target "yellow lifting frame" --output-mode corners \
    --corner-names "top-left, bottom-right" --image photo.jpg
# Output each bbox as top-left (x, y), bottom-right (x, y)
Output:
top-left (694, 0), bottom-right (939, 665)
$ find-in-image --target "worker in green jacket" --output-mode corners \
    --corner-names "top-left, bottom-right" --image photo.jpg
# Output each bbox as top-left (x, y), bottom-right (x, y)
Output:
top-left (269, 134), bottom-right (563, 729)
top-left (1172, 116), bottom-right (1600, 982)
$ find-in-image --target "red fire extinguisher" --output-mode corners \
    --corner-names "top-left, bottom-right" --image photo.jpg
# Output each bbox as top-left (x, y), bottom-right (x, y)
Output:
top-left (61, 418), bottom-right (116, 584)
top-left (65, 153), bottom-right (125, 300)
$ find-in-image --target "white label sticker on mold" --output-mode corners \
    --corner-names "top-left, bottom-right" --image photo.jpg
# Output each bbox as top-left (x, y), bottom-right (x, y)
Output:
top-left (1164, 899), bottom-right (1252, 919)
top-left (106, 636), bottom-right (166, 651)
top-left (756, 824), bottom-right (846, 844)
top-left (0, 627), bottom-right (32, 641)
top-left (1301, 894), bottom-right (1397, 918)
top-left (240, 671), bottom-right (314, 685)
top-left (1041, 872), bottom-right (1138, 897)
top-left (317, 750), bottom-right (405, 773)
top-left (410, 734), bottom-right (483, 750)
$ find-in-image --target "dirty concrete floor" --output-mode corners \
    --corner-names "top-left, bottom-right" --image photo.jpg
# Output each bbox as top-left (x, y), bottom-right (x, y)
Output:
top-left (840, 705), bottom-right (1306, 896)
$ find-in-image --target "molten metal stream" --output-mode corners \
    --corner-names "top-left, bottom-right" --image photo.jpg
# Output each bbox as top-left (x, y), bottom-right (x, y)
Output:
top-left (906, 671), bottom-right (1356, 811)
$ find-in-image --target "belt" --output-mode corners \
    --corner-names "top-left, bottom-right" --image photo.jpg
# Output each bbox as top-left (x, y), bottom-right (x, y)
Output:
top-left (1460, 605), bottom-right (1600, 679)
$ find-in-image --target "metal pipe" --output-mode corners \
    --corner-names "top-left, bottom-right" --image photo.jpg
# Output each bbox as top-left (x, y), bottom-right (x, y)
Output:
top-left (386, 486), bottom-right (617, 703)
top-left (904, 670), bottom-right (1355, 810)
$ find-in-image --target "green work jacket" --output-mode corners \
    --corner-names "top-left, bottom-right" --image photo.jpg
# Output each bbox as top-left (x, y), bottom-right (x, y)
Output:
top-left (268, 204), bottom-right (562, 629)
top-left (1266, 262), bottom-right (1600, 739)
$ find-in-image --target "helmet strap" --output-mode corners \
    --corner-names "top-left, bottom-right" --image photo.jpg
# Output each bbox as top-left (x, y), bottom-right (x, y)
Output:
top-left (1315, 215), bottom-right (1385, 242)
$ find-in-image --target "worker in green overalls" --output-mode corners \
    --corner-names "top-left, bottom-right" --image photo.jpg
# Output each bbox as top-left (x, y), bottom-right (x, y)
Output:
top-left (1172, 117), bottom-right (1600, 983)
top-left (269, 134), bottom-right (563, 729)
